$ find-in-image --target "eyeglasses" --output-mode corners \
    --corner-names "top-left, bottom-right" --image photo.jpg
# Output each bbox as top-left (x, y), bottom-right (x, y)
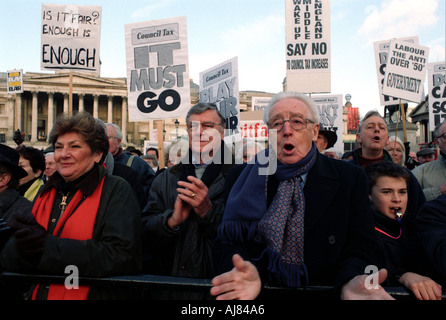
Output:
top-left (268, 116), bottom-right (315, 132)
top-left (187, 121), bottom-right (223, 131)
top-left (437, 133), bottom-right (446, 140)
top-left (108, 136), bottom-right (119, 140)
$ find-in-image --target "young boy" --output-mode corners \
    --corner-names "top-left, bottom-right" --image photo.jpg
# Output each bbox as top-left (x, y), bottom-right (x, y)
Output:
top-left (365, 161), bottom-right (442, 300)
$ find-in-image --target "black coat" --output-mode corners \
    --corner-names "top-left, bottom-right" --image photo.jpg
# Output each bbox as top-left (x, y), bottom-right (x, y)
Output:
top-left (1, 165), bottom-right (142, 299)
top-left (112, 161), bottom-right (146, 210)
top-left (141, 159), bottom-right (234, 279)
top-left (0, 188), bottom-right (33, 221)
top-left (415, 194), bottom-right (446, 284)
top-left (215, 152), bottom-right (387, 294)
top-left (371, 210), bottom-right (436, 286)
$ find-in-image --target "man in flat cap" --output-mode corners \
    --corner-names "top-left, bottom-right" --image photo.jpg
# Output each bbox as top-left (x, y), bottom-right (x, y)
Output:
top-left (416, 148), bottom-right (435, 165)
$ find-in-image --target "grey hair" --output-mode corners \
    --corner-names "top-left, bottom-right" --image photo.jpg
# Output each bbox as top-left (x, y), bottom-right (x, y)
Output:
top-left (433, 119), bottom-right (446, 138)
top-left (105, 122), bottom-right (123, 140)
top-left (262, 92), bottom-right (320, 125)
top-left (358, 110), bottom-right (386, 133)
top-left (387, 135), bottom-right (406, 165)
top-left (186, 102), bottom-right (225, 125)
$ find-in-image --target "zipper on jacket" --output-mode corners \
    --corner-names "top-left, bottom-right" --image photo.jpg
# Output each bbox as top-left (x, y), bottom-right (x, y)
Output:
top-left (52, 192), bottom-right (69, 223)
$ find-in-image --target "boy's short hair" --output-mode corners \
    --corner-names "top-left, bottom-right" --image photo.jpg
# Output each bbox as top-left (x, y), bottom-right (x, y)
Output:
top-left (365, 161), bottom-right (410, 194)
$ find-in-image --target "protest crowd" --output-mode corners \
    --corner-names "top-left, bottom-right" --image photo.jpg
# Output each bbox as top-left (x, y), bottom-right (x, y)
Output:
top-left (1, 0), bottom-right (445, 303)
top-left (0, 93), bottom-right (445, 301)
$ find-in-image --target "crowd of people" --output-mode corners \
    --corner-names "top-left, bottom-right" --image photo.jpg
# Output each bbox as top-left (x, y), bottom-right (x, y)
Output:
top-left (0, 92), bottom-right (445, 301)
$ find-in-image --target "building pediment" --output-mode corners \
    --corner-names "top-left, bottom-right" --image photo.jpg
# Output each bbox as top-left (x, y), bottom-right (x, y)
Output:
top-left (409, 95), bottom-right (429, 123)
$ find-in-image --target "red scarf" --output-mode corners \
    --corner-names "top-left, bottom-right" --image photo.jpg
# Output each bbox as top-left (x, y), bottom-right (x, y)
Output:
top-left (30, 176), bottom-right (105, 300)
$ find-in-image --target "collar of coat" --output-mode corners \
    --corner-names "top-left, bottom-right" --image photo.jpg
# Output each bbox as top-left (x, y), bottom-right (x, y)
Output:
top-left (41, 163), bottom-right (106, 197)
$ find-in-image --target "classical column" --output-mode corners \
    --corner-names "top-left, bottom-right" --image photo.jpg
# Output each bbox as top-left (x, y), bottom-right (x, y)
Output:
top-left (134, 122), bottom-right (139, 145)
top-left (93, 94), bottom-right (99, 118)
top-left (7, 96), bottom-right (14, 140)
top-left (63, 93), bottom-right (69, 114)
top-left (47, 92), bottom-right (55, 141)
top-left (78, 93), bottom-right (85, 112)
top-left (121, 97), bottom-right (128, 144)
top-left (107, 95), bottom-right (113, 123)
top-left (16, 93), bottom-right (23, 131)
top-left (31, 91), bottom-right (38, 143)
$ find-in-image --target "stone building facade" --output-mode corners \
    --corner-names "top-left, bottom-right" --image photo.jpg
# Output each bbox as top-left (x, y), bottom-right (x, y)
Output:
top-left (0, 71), bottom-right (274, 149)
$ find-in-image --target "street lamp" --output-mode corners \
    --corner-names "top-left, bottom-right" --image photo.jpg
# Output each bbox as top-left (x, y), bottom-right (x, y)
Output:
top-left (174, 119), bottom-right (180, 138)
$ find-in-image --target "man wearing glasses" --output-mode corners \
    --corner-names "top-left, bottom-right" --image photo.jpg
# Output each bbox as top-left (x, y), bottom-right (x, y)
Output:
top-left (211, 92), bottom-right (393, 300)
top-left (412, 120), bottom-right (446, 201)
top-left (141, 102), bottom-right (235, 298)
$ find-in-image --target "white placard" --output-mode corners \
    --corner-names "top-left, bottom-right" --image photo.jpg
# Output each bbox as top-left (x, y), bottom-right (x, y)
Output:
top-left (125, 16), bottom-right (191, 121)
top-left (374, 36), bottom-right (418, 106)
top-left (41, 4), bottom-right (101, 73)
top-left (199, 57), bottom-right (240, 141)
top-left (312, 94), bottom-right (343, 152)
top-left (7, 69), bottom-right (23, 94)
top-left (285, 0), bottom-right (331, 93)
top-left (428, 62), bottom-right (446, 131)
top-left (382, 39), bottom-right (429, 103)
top-left (252, 97), bottom-right (271, 111)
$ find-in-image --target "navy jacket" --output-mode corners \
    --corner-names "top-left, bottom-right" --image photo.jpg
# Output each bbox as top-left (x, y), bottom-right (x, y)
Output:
top-left (415, 194), bottom-right (446, 284)
top-left (215, 152), bottom-right (387, 294)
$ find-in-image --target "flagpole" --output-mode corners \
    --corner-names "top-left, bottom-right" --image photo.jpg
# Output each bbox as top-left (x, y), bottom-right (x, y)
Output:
top-left (157, 120), bottom-right (165, 168)
top-left (69, 71), bottom-right (73, 117)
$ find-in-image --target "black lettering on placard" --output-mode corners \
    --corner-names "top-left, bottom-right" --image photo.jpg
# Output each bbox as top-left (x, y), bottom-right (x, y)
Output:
top-left (158, 89), bottom-right (181, 111)
top-left (432, 86), bottom-right (446, 99)
top-left (42, 44), bottom-right (96, 69)
top-left (137, 90), bottom-right (181, 113)
top-left (434, 114), bottom-right (446, 126)
top-left (432, 101), bottom-right (446, 113)
top-left (137, 91), bottom-right (158, 113)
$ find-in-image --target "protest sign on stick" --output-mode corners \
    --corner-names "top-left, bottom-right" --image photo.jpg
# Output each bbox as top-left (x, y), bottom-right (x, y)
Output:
top-left (285, 0), bottom-right (331, 93)
top-left (382, 39), bottom-right (429, 142)
top-left (199, 57), bottom-right (240, 143)
top-left (382, 39), bottom-right (429, 103)
top-left (41, 4), bottom-right (102, 116)
top-left (374, 36), bottom-right (418, 106)
top-left (125, 16), bottom-right (191, 122)
top-left (7, 70), bottom-right (23, 94)
top-left (311, 94), bottom-right (343, 153)
top-left (428, 62), bottom-right (446, 132)
top-left (41, 4), bottom-right (102, 74)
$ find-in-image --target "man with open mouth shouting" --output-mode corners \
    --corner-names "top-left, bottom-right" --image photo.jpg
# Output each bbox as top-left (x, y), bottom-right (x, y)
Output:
top-left (211, 92), bottom-right (394, 300)
top-left (349, 111), bottom-right (426, 241)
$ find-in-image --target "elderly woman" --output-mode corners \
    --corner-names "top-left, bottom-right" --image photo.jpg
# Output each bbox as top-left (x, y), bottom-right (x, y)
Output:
top-left (1, 112), bottom-right (141, 300)
top-left (385, 136), bottom-right (406, 167)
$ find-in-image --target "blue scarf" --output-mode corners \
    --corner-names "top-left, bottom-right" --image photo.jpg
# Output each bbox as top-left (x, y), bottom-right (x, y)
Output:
top-left (218, 144), bottom-right (318, 287)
